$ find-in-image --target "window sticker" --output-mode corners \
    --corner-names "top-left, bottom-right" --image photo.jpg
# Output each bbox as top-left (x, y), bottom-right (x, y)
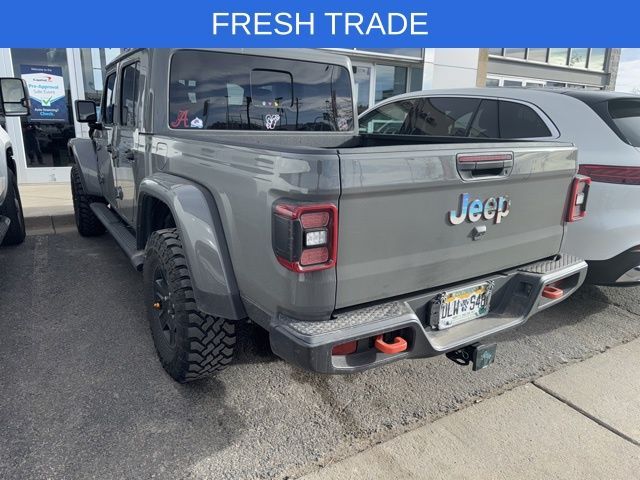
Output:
top-left (265, 114), bottom-right (280, 130)
top-left (171, 110), bottom-right (189, 128)
top-left (337, 117), bottom-right (349, 131)
top-left (190, 117), bottom-right (203, 128)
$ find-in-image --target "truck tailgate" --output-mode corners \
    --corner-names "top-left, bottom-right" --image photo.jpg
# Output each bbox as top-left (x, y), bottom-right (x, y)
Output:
top-left (335, 142), bottom-right (577, 309)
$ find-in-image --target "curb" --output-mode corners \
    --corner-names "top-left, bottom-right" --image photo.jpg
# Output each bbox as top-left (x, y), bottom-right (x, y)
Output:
top-left (25, 213), bottom-right (75, 235)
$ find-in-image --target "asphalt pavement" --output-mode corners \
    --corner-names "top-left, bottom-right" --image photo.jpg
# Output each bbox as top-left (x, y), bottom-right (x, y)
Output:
top-left (1, 229), bottom-right (640, 479)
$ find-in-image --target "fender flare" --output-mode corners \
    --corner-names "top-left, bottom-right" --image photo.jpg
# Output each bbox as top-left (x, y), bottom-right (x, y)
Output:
top-left (137, 173), bottom-right (246, 320)
top-left (68, 138), bottom-right (102, 196)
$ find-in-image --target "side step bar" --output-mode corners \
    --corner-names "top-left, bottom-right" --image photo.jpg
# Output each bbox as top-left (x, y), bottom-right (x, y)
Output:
top-left (90, 203), bottom-right (145, 270)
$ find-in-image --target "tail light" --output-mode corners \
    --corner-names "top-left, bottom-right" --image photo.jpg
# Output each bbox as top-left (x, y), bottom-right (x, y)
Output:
top-left (578, 164), bottom-right (640, 185)
top-left (567, 175), bottom-right (591, 222)
top-left (272, 202), bottom-right (338, 272)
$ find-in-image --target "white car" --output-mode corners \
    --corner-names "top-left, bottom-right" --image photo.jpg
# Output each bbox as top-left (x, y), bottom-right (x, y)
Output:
top-left (359, 88), bottom-right (640, 285)
top-left (0, 78), bottom-right (30, 246)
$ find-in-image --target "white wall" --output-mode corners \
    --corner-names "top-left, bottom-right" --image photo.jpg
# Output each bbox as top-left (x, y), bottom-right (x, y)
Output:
top-left (422, 49), bottom-right (480, 90)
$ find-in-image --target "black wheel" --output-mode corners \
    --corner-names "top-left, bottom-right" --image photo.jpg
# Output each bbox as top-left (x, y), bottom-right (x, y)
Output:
top-left (144, 228), bottom-right (236, 382)
top-left (70, 164), bottom-right (105, 236)
top-left (0, 169), bottom-right (26, 246)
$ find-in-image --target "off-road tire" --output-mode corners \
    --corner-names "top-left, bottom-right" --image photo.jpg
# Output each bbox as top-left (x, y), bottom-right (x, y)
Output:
top-left (144, 228), bottom-right (236, 382)
top-left (0, 169), bottom-right (26, 246)
top-left (70, 164), bottom-right (105, 236)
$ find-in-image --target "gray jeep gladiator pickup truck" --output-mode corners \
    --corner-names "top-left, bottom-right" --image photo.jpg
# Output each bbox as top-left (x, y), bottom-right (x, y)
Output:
top-left (0, 78), bottom-right (29, 246)
top-left (69, 48), bottom-right (589, 382)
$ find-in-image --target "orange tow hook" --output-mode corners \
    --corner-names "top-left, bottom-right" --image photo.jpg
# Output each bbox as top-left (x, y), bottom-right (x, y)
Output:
top-left (375, 335), bottom-right (408, 355)
top-left (542, 285), bottom-right (564, 300)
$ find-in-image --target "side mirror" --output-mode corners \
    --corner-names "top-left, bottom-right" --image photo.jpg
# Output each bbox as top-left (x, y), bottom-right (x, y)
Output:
top-left (0, 78), bottom-right (30, 117)
top-left (75, 100), bottom-right (98, 123)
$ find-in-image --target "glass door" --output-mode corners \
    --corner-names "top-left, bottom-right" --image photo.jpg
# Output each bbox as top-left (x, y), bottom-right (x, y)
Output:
top-left (0, 48), bottom-right (121, 183)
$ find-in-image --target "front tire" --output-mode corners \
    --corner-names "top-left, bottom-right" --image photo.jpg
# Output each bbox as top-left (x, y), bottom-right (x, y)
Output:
top-left (70, 164), bottom-right (105, 236)
top-left (144, 228), bottom-right (236, 382)
top-left (0, 169), bottom-right (26, 246)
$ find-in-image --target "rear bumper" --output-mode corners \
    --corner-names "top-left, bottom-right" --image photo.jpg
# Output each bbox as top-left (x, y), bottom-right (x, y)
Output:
top-left (586, 247), bottom-right (640, 286)
top-left (269, 254), bottom-right (587, 374)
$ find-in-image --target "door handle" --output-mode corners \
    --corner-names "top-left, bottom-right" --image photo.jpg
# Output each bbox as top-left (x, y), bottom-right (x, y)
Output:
top-left (457, 152), bottom-right (514, 180)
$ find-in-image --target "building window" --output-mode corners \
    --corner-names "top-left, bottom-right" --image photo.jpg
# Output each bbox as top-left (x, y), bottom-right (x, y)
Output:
top-left (485, 78), bottom-right (500, 87)
top-left (375, 65), bottom-right (408, 102)
top-left (569, 48), bottom-right (588, 69)
top-left (548, 49), bottom-right (569, 66)
top-left (354, 48), bottom-right (423, 59)
top-left (527, 48), bottom-right (548, 63)
top-left (588, 48), bottom-right (606, 71)
top-left (409, 67), bottom-right (424, 92)
top-left (503, 79), bottom-right (523, 87)
top-left (80, 48), bottom-right (121, 105)
top-left (504, 48), bottom-right (526, 59)
top-left (488, 48), bottom-right (503, 56)
top-left (353, 65), bottom-right (372, 114)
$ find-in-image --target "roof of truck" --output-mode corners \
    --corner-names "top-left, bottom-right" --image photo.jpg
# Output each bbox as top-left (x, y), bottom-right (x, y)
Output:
top-left (105, 48), bottom-right (352, 71)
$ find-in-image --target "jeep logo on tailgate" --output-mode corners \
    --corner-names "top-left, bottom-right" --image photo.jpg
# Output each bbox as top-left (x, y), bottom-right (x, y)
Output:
top-left (449, 193), bottom-right (511, 225)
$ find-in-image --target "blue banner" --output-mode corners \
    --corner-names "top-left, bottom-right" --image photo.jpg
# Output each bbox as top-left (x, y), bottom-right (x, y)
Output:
top-left (1, 0), bottom-right (638, 46)
top-left (20, 65), bottom-right (68, 122)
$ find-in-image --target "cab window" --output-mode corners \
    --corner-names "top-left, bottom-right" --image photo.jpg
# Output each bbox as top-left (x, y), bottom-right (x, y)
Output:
top-left (101, 73), bottom-right (116, 125)
top-left (120, 62), bottom-right (140, 127)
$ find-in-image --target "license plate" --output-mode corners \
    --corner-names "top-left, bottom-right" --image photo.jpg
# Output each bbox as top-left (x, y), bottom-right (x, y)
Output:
top-left (436, 282), bottom-right (493, 330)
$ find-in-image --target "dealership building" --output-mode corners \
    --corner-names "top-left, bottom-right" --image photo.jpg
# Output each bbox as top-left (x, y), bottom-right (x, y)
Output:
top-left (0, 48), bottom-right (621, 185)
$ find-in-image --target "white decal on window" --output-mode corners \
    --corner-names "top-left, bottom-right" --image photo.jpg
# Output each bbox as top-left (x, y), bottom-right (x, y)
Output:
top-left (190, 117), bottom-right (203, 128)
top-left (265, 114), bottom-right (281, 130)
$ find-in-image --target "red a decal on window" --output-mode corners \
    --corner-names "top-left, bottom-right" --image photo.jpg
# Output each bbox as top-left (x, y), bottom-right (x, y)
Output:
top-left (171, 110), bottom-right (189, 128)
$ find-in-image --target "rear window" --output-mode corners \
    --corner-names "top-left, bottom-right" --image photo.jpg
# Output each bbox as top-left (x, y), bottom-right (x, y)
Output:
top-left (499, 101), bottom-right (552, 138)
top-left (169, 50), bottom-right (353, 132)
top-left (359, 99), bottom-right (419, 134)
top-left (608, 99), bottom-right (640, 147)
top-left (411, 98), bottom-right (482, 136)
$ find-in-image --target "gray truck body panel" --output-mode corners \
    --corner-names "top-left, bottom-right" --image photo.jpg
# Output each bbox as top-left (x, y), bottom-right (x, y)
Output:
top-left (138, 173), bottom-right (246, 319)
top-left (71, 49), bottom-right (587, 372)
top-left (68, 138), bottom-right (102, 196)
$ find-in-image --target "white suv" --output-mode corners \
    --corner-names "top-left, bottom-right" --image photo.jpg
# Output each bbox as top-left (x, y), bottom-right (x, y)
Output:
top-left (359, 88), bottom-right (640, 285)
top-left (0, 78), bottom-right (30, 245)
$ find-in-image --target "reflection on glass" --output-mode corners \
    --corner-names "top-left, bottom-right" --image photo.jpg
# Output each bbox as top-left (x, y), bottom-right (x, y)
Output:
top-left (569, 48), bottom-right (588, 68)
top-left (375, 65), bottom-right (407, 102)
top-left (353, 66), bottom-right (371, 114)
top-left (504, 48), bottom-right (526, 59)
top-left (589, 48), bottom-right (606, 71)
top-left (548, 49), bottom-right (569, 66)
top-left (527, 48), bottom-right (548, 62)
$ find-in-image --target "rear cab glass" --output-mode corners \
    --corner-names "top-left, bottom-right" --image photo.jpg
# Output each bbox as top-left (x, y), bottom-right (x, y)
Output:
top-left (168, 50), bottom-right (353, 132)
top-left (607, 99), bottom-right (640, 147)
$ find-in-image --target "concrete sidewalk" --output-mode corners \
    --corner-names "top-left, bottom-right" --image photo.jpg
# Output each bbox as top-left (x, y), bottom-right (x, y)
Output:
top-left (300, 339), bottom-right (640, 479)
top-left (20, 182), bottom-right (75, 235)
top-left (20, 182), bottom-right (73, 218)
